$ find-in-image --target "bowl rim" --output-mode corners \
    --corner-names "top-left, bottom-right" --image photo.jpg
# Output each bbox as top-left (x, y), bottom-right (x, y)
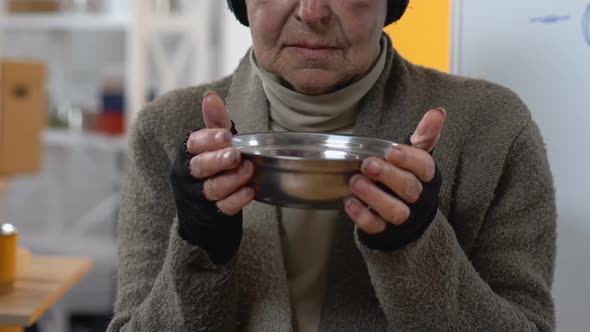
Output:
top-left (232, 132), bottom-right (397, 162)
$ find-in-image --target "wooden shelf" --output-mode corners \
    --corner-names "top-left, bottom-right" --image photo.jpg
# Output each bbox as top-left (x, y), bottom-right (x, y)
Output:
top-left (0, 13), bottom-right (129, 31)
top-left (43, 129), bottom-right (128, 152)
top-left (149, 16), bottom-right (196, 32)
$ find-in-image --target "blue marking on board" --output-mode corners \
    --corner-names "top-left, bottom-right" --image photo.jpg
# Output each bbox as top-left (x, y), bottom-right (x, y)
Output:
top-left (530, 15), bottom-right (571, 24)
top-left (584, 3), bottom-right (590, 47)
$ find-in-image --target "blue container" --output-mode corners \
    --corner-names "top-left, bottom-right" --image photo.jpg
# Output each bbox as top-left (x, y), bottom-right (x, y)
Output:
top-left (102, 93), bottom-right (125, 113)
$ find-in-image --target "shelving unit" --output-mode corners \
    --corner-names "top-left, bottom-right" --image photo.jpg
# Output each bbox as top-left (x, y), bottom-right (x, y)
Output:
top-left (0, 13), bottom-right (129, 31)
top-left (0, 0), bottom-right (221, 123)
top-left (44, 129), bottom-right (128, 151)
top-left (0, 1), bottom-right (222, 331)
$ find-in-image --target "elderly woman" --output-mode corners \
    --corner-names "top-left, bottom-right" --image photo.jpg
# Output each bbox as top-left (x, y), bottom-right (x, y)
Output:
top-left (108, 0), bottom-right (556, 331)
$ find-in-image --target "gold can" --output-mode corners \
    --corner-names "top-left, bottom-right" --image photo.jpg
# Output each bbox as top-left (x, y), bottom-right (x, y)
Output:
top-left (0, 223), bottom-right (18, 294)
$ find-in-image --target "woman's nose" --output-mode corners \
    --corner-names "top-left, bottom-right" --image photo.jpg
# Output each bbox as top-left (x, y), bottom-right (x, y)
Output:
top-left (296, 0), bottom-right (331, 27)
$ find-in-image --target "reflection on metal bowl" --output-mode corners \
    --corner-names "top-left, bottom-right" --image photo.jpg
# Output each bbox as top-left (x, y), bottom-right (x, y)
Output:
top-left (232, 132), bottom-right (396, 209)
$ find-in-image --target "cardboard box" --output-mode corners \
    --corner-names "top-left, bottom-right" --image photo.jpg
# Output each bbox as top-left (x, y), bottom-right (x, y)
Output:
top-left (6, 0), bottom-right (61, 13)
top-left (0, 60), bottom-right (46, 175)
top-left (0, 177), bottom-right (9, 194)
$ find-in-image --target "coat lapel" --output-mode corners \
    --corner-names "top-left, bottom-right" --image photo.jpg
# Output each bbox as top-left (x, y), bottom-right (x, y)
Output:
top-left (352, 36), bottom-right (394, 140)
top-left (226, 52), bottom-right (270, 134)
top-left (226, 51), bottom-right (292, 331)
top-left (353, 36), bottom-right (423, 144)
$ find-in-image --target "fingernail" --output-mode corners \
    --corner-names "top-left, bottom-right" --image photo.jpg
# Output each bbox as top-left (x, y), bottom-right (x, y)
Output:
top-left (203, 89), bottom-right (217, 99)
top-left (243, 160), bottom-right (251, 172)
top-left (345, 198), bottom-right (361, 215)
top-left (215, 131), bottom-right (230, 144)
top-left (350, 175), bottom-right (369, 193)
top-left (344, 198), bottom-right (363, 218)
top-left (189, 157), bottom-right (198, 176)
top-left (223, 151), bottom-right (237, 164)
top-left (387, 145), bottom-right (404, 160)
top-left (243, 186), bottom-right (254, 196)
top-left (436, 107), bottom-right (447, 117)
top-left (361, 159), bottom-right (381, 176)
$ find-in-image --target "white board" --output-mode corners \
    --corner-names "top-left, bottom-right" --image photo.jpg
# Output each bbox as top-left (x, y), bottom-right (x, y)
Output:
top-left (452, 1), bottom-right (590, 331)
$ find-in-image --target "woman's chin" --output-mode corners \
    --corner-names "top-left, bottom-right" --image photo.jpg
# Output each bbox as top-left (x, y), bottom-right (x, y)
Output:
top-left (292, 85), bottom-right (334, 95)
top-left (288, 74), bottom-right (346, 95)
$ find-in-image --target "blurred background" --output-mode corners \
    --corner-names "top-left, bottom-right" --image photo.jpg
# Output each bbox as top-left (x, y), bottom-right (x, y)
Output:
top-left (0, 0), bottom-right (588, 331)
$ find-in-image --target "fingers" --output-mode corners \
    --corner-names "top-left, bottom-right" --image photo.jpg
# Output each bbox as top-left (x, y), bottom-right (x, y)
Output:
top-left (216, 186), bottom-right (255, 216)
top-left (346, 108), bottom-right (446, 233)
top-left (386, 145), bottom-right (436, 183)
top-left (202, 91), bottom-right (231, 129)
top-left (203, 161), bottom-right (255, 201)
top-left (186, 128), bottom-right (233, 155)
top-left (190, 147), bottom-right (241, 179)
top-left (344, 198), bottom-right (386, 234)
top-left (411, 108), bottom-right (446, 152)
top-left (190, 90), bottom-right (251, 216)
top-left (361, 156), bottom-right (423, 203)
top-left (348, 174), bottom-right (411, 226)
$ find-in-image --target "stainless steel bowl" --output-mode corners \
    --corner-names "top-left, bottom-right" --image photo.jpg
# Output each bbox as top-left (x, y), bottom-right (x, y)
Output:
top-left (232, 132), bottom-right (397, 209)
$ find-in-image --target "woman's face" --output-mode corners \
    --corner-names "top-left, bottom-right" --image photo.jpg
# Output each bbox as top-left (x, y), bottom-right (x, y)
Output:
top-left (247, 0), bottom-right (387, 95)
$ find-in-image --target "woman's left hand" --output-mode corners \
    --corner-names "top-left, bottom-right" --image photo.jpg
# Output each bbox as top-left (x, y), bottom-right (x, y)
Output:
top-left (345, 108), bottom-right (446, 235)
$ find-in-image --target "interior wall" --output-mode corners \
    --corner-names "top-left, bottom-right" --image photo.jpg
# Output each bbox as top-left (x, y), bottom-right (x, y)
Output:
top-left (220, 8), bottom-right (252, 79)
top-left (384, 0), bottom-right (451, 72)
top-left (452, 1), bottom-right (590, 331)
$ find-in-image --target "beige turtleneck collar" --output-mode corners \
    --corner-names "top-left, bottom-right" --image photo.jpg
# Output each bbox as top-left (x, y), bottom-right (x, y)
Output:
top-left (250, 36), bottom-right (388, 133)
top-left (250, 35), bottom-right (389, 332)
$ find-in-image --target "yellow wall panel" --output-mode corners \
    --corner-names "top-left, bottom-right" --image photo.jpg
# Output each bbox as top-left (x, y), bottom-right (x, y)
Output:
top-left (384, 0), bottom-right (451, 72)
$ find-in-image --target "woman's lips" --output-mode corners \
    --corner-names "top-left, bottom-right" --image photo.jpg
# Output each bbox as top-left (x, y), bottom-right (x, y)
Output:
top-left (285, 44), bottom-right (339, 59)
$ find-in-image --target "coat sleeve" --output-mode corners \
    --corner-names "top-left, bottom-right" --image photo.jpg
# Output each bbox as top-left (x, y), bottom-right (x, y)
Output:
top-left (358, 120), bottom-right (556, 331)
top-left (107, 112), bottom-right (238, 332)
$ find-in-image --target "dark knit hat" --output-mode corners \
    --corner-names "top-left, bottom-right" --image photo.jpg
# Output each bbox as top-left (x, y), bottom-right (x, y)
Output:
top-left (227, 0), bottom-right (409, 27)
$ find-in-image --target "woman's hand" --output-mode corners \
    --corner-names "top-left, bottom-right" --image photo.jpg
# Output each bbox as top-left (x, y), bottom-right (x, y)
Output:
top-left (184, 91), bottom-right (255, 215)
top-left (170, 91), bottom-right (255, 264)
top-left (345, 108), bottom-right (446, 247)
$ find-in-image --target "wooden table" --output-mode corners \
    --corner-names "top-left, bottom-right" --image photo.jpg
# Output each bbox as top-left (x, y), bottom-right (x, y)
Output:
top-left (0, 256), bottom-right (92, 332)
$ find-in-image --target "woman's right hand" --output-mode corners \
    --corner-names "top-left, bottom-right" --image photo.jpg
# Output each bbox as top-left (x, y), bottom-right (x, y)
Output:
top-left (170, 91), bottom-right (254, 264)
top-left (186, 91), bottom-right (255, 215)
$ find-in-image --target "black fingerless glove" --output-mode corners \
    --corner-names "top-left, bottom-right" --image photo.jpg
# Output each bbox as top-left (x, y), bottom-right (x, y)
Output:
top-left (170, 123), bottom-right (242, 265)
top-left (358, 134), bottom-right (443, 252)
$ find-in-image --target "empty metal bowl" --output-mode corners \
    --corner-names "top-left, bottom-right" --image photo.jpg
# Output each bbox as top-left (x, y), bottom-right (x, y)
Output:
top-left (232, 132), bottom-right (397, 209)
